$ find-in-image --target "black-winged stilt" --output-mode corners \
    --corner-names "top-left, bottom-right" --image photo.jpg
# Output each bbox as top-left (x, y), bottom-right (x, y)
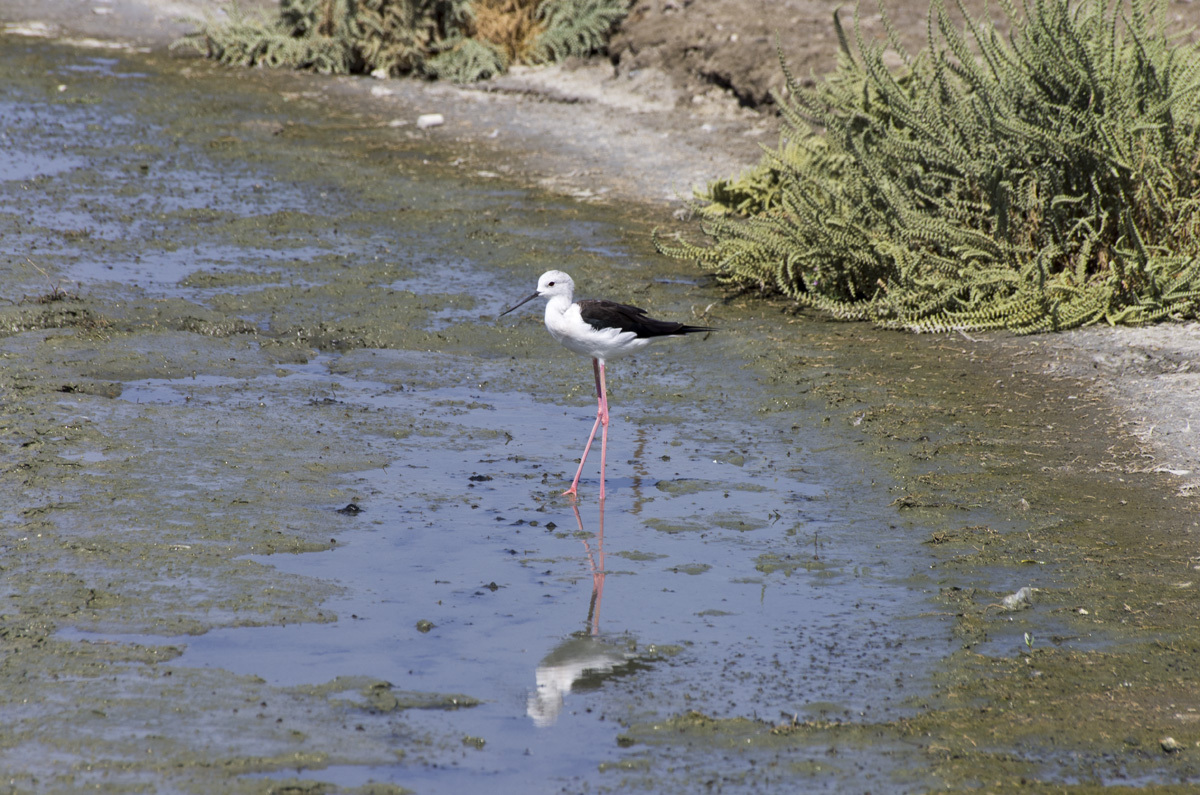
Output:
top-left (500, 269), bottom-right (715, 499)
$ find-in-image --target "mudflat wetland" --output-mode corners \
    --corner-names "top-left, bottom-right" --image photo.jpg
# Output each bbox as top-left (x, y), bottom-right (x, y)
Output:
top-left (4, 9), bottom-right (1200, 794)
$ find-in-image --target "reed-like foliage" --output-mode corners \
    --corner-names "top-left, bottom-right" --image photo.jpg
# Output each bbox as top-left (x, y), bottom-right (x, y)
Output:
top-left (659, 0), bottom-right (1200, 333)
top-left (177, 0), bottom-right (627, 82)
top-left (529, 0), bottom-right (630, 63)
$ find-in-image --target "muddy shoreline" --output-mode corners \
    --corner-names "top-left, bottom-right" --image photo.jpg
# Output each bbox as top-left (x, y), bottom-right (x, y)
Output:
top-left (4, 3), bottom-right (1200, 792)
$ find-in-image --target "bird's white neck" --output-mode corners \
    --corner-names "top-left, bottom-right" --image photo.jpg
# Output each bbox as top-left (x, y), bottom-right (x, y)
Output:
top-left (543, 293), bottom-right (573, 321)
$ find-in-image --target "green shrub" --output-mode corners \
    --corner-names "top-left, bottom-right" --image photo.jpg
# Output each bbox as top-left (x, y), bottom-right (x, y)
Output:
top-left (176, 0), bottom-right (628, 82)
top-left (529, 0), bottom-right (630, 63)
top-left (659, 0), bottom-right (1200, 333)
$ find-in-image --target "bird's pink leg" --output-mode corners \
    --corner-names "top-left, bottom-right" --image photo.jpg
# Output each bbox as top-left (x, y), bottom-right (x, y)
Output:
top-left (597, 360), bottom-right (609, 500)
top-left (562, 416), bottom-right (600, 498)
top-left (562, 358), bottom-right (606, 498)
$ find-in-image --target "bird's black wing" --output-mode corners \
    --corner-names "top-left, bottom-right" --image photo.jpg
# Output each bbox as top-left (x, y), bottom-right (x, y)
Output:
top-left (578, 299), bottom-right (714, 338)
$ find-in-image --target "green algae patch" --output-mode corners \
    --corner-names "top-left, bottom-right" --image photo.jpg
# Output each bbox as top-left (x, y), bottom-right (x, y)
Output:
top-left (711, 512), bottom-right (768, 533)
top-left (180, 268), bottom-right (292, 289)
top-left (617, 710), bottom-right (793, 750)
top-left (835, 641), bottom-right (1200, 787)
top-left (249, 776), bottom-right (414, 795)
top-left (293, 678), bottom-right (482, 713)
top-left (363, 684), bottom-right (482, 713)
top-left (598, 757), bottom-right (652, 773)
top-left (613, 550), bottom-right (667, 562)
top-left (642, 517), bottom-right (707, 535)
top-left (653, 479), bottom-right (725, 496)
top-left (0, 301), bottom-right (112, 337)
top-left (752, 552), bottom-right (807, 577)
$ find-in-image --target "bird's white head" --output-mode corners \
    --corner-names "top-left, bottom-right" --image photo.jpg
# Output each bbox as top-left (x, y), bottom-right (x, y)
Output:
top-left (500, 270), bottom-right (576, 317)
top-left (535, 270), bottom-right (574, 301)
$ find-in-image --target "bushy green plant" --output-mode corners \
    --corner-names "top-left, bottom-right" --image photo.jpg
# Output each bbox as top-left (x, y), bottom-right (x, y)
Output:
top-left (529, 0), bottom-right (630, 63)
top-left (176, 0), bottom-right (628, 83)
top-left (425, 35), bottom-right (509, 80)
top-left (174, 0), bottom-right (352, 71)
top-left (660, 0), bottom-right (1200, 333)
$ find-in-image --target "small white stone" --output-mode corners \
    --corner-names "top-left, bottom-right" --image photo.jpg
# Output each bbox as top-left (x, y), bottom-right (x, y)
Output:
top-left (417, 113), bottom-right (445, 129)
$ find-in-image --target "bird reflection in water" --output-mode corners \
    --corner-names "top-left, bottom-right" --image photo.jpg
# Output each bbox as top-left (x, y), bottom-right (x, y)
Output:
top-left (526, 499), bottom-right (645, 727)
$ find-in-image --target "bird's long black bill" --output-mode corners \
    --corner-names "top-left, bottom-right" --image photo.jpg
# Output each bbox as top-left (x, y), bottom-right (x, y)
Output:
top-left (499, 291), bottom-right (539, 317)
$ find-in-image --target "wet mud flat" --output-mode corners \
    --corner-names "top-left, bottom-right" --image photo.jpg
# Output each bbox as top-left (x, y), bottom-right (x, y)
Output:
top-left (2, 35), bottom-right (1200, 794)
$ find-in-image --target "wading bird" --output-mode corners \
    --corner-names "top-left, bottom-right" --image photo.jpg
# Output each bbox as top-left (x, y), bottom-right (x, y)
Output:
top-left (500, 270), bottom-right (714, 499)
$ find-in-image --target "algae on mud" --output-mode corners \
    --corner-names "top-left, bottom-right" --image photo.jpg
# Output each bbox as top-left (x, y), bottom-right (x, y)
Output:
top-left (5, 34), bottom-right (817, 792)
top-left (608, 319), bottom-right (1200, 790)
top-left (0, 38), bottom-right (512, 790)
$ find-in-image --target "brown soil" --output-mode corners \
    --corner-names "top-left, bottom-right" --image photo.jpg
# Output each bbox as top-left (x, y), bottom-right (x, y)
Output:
top-left (611, 0), bottom-right (1198, 111)
top-left (610, 0), bottom-right (954, 107)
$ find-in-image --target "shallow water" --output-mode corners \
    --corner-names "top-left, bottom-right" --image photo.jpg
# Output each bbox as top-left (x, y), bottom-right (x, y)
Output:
top-left (6, 32), bottom-right (1199, 795)
top-left (105, 355), bottom-right (946, 790)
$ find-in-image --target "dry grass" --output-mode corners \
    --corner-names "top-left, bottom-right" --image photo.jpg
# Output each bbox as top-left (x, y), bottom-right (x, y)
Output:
top-left (470, 0), bottom-right (544, 62)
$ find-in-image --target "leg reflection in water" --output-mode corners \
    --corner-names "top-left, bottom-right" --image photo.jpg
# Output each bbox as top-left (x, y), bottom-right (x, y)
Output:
top-left (526, 499), bottom-right (646, 727)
